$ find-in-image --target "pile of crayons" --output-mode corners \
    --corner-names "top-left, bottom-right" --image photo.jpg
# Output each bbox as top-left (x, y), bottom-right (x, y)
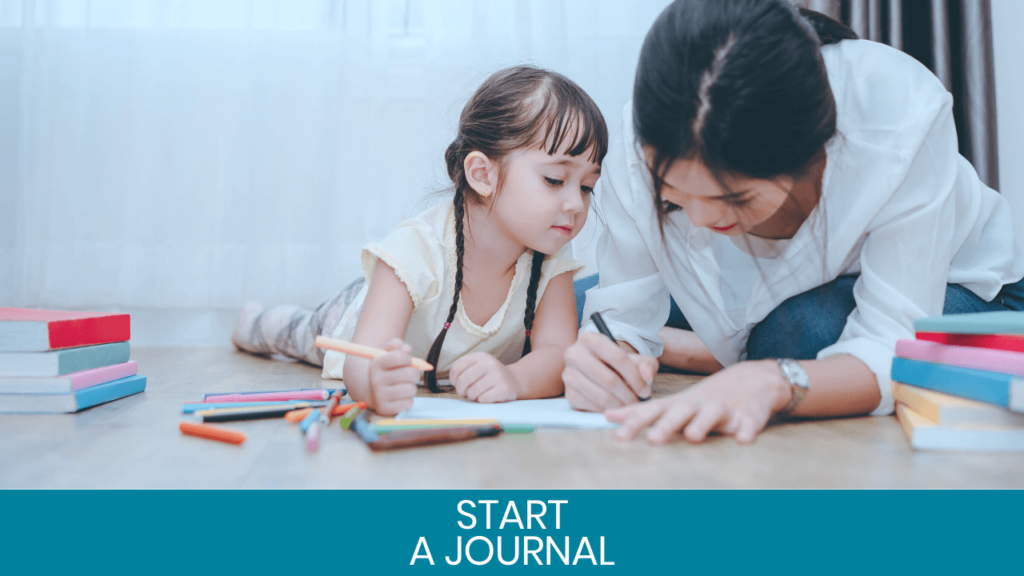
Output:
top-left (177, 388), bottom-right (526, 452)
top-left (177, 337), bottom-right (530, 451)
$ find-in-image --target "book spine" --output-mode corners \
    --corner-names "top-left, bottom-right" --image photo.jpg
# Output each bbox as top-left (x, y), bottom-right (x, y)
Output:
top-left (896, 339), bottom-right (1024, 377)
top-left (47, 315), bottom-right (131, 350)
top-left (74, 374), bottom-right (147, 411)
top-left (916, 332), bottom-right (1024, 353)
top-left (67, 361), bottom-right (139, 391)
top-left (891, 357), bottom-right (1013, 408)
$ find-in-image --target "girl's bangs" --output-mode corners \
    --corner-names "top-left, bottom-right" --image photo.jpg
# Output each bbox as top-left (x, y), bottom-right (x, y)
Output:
top-left (533, 87), bottom-right (609, 165)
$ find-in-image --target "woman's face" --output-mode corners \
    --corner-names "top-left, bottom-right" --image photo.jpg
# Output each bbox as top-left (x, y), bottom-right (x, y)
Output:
top-left (644, 147), bottom-right (791, 236)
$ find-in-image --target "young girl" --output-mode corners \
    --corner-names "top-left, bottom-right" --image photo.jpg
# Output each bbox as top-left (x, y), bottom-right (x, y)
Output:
top-left (566, 0), bottom-right (1024, 443)
top-left (233, 65), bottom-right (607, 416)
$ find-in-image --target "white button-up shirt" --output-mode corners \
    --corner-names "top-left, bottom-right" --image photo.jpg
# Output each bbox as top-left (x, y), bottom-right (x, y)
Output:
top-left (580, 39), bottom-right (1024, 415)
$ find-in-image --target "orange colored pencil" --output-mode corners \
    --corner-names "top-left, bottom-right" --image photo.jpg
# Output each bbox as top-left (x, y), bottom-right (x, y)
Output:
top-left (284, 402), bottom-right (367, 423)
top-left (314, 336), bottom-right (433, 371)
top-left (179, 421), bottom-right (247, 445)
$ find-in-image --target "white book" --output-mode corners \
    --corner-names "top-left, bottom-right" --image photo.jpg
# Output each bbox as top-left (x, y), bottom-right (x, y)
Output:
top-left (896, 403), bottom-right (1024, 452)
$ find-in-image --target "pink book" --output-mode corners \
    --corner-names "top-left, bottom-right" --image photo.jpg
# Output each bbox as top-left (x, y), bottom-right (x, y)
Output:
top-left (896, 339), bottom-right (1024, 377)
top-left (0, 361), bottom-right (139, 394)
top-left (203, 390), bottom-right (330, 403)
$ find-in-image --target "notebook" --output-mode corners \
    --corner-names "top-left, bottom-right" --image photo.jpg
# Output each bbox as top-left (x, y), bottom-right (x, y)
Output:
top-left (0, 361), bottom-right (138, 394)
top-left (0, 341), bottom-right (132, 377)
top-left (892, 382), bottom-right (1024, 428)
top-left (0, 374), bottom-right (147, 413)
top-left (0, 308), bottom-right (131, 352)
top-left (914, 311), bottom-right (1024, 335)
top-left (397, 397), bottom-right (617, 429)
top-left (896, 403), bottom-right (1024, 452)
top-left (890, 357), bottom-right (1024, 412)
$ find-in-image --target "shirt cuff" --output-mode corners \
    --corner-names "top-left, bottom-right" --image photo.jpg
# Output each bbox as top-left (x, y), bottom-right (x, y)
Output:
top-left (816, 337), bottom-right (894, 416)
top-left (579, 320), bottom-right (663, 358)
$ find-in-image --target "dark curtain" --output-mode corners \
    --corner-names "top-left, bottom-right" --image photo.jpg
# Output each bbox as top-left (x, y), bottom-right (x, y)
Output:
top-left (805, 0), bottom-right (999, 190)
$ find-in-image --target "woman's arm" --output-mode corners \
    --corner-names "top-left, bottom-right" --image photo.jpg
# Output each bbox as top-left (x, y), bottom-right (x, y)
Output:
top-left (606, 353), bottom-right (880, 444)
top-left (448, 271), bottom-right (579, 402)
top-left (343, 262), bottom-right (420, 415)
top-left (657, 327), bottom-right (724, 374)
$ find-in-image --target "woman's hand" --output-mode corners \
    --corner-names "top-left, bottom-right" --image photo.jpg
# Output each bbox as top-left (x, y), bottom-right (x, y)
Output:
top-left (367, 337), bottom-right (421, 416)
top-left (449, 352), bottom-right (519, 403)
top-left (605, 359), bottom-right (792, 445)
top-left (562, 332), bottom-right (660, 412)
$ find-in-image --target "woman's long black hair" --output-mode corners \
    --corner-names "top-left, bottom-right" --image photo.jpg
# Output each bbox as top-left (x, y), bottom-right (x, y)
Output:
top-left (425, 66), bottom-right (609, 393)
top-left (633, 0), bottom-right (857, 229)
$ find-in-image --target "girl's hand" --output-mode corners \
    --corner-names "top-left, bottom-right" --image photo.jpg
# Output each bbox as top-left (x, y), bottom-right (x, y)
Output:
top-left (367, 338), bottom-right (421, 416)
top-left (449, 352), bottom-right (519, 404)
top-left (562, 332), bottom-right (659, 412)
top-left (605, 359), bottom-right (792, 445)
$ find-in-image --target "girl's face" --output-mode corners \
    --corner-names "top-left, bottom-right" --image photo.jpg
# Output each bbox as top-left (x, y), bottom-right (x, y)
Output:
top-left (645, 148), bottom-right (791, 236)
top-left (490, 145), bottom-right (598, 254)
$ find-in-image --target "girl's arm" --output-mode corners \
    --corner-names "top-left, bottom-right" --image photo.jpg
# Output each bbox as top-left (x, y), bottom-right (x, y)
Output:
top-left (448, 271), bottom-right (579, 402)
top-left (605, 354), bottom-right (880, 444)
top-left (506, 270), bottom-right (580, 399)
top-left (343, 262), bottom-right (420, 415)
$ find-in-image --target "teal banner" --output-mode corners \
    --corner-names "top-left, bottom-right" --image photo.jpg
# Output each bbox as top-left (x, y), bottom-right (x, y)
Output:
top-left (1, 491), bottom-right (1018, 574)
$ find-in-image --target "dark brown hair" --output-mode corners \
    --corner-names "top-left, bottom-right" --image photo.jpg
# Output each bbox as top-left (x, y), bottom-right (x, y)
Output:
top-left (424, 65), bottom-right (609, 392)
top-left (633, 0), bottom-right (856, 232)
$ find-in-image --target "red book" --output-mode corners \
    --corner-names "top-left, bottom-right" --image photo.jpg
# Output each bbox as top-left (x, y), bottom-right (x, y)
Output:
top-left (0, 308), bottom-right (131, 352)
top-left (917, 332), bottom-right (1024, 354)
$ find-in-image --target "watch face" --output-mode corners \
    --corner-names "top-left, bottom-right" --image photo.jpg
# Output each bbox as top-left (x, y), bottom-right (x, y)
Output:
top-left (782, 359), bottom-right (810, 389)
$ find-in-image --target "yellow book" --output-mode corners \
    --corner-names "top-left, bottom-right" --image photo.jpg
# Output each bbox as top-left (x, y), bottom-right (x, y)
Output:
top-left (896, 403), bottom-right (1024, 452)
top-left (892, 381), bottom-right (1024, 428)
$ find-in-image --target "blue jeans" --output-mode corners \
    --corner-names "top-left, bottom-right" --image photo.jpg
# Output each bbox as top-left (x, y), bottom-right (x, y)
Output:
top-left (574, 273), bottom-right (1024, 361)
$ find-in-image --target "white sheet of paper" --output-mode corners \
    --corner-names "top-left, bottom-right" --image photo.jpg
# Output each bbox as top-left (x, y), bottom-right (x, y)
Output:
top-left (397, 397), bottom-right (618, 429)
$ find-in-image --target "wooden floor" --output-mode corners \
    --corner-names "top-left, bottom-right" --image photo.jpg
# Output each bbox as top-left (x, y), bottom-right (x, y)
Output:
top-left (2, 347), bottom-right (1022, 489)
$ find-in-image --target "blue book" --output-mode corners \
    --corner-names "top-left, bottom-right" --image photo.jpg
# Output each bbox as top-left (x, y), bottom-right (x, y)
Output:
top-left (914, 311), bottom-right (1024, 335)
top-left (891, 357), bottom-right (1024, 412)
top-left (0, 374), bottom-right (147, 414)
top-left (0, 341), bottom-right (131, 377)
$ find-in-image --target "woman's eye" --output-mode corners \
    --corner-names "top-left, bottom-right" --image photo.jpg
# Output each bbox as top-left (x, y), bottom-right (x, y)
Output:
top-left (728, 197), bottom-right (752, 208)
top-left (581, 186), bottom-right (594, 195)
top-left (544, 177), bottom-right (564, 187)
top-left (662, 200), bottom-right (682, 213)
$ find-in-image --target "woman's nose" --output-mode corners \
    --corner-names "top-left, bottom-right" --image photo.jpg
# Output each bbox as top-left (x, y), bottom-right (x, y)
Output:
top-left (684, 198), bottom-right (723, 229)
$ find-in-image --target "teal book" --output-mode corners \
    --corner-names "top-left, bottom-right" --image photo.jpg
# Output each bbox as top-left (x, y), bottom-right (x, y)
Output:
top-left (0, 374), bottom-right (146, 414)
top-left (914, 311), bottom-right (1024, 335)
top-left (891, 357), bottom-right (1024, 412)
top-left (0, 341), bottom-right (131, 377)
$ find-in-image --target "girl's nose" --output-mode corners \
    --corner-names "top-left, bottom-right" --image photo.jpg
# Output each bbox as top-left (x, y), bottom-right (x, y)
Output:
top-left (564, 188), bottom-right (586, 213)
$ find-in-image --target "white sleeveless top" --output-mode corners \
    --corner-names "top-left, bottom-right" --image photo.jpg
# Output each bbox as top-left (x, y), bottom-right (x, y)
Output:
top-left (322, 203), bottom-right (584, 380)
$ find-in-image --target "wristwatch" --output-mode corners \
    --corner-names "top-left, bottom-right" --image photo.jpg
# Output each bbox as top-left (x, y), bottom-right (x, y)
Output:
top-left (775, 358), bottom-right (810, 414)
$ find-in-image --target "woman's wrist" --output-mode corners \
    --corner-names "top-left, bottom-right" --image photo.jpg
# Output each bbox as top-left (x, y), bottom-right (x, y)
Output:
top-left (752, 359), bottom-right (794, 413)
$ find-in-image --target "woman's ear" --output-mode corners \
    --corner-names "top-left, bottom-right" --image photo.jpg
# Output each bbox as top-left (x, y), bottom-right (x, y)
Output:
top-left (464, 151), bottom-right (498, 198)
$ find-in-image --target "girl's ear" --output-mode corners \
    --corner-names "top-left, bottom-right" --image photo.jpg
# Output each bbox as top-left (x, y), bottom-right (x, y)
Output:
top-left (464, 151), bottom-right (498, 198)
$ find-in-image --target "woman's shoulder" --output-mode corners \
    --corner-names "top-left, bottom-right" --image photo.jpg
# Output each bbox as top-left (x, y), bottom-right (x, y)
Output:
top-left (823, 39), bottom-right (952, 151)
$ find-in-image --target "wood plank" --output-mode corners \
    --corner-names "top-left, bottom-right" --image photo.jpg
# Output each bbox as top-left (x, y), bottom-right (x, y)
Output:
top-left (1, 347), bottom-right (1022, 488)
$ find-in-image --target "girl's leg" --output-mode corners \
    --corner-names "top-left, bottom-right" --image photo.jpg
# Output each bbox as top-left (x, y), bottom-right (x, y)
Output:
top-left (232, 278), bottom-right (366, 366)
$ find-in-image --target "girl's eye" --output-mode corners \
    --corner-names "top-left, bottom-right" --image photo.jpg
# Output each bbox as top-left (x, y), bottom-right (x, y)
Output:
top-left (544, 177), bottom-right (564, 187)
top-left (581, 186), bottom-right (594, 195)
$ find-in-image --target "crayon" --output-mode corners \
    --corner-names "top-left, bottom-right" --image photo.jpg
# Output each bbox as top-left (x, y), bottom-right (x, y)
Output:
top-left (179, 421), bottom-right (247, 445)
top-left (314, 336), bottom-right (433, 372)
top-left (204, 390), bottom-right (330, 403)
top-left (284, 402), bottom-right (366, 423)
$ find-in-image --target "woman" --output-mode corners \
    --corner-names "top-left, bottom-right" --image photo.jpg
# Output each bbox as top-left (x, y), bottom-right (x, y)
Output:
top-left (564, 0), bottom-right (1024, 444)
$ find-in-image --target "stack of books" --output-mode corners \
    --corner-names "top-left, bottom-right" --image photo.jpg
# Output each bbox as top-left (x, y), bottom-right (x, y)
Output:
top-left (891, 311), bottom-right (1024, 451)
top-left (0, 308), bottom-right (147, 413)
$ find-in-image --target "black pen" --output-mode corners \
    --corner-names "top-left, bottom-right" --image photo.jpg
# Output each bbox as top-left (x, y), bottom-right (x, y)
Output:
top-left (590, 311), bottom-right (651, 401)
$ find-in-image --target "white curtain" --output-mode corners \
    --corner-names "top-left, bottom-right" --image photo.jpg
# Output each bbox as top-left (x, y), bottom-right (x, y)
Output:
top-left (0, 0), bottom-right (671, 346)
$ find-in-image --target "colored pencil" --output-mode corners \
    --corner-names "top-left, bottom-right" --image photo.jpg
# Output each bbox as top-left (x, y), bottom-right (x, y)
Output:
top-left (204, 390), bottom-right (330, 403)
top-left (195, 402), bottom-right (329, 423)
top-left (183, 400), bottom-right (313, 414)
top-left (179, 422), bottom-right (247, 445)
top-left (201, 388), bottom-right (341, 401)
top-left (314, 335), bottom-right (434, 372)
top-left (366, 424), bottom-right (502, 451)
top-left (284, 402), bottom-right (366, 423)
